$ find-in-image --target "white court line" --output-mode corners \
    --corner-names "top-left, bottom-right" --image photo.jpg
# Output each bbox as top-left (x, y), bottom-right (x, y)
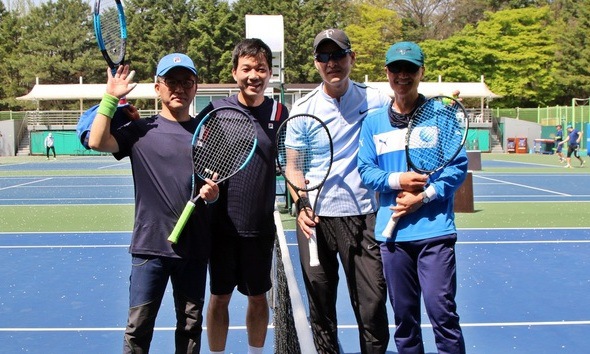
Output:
top-left (0, 177), bottom-right (52, 191)
top-left (474, 174), bottom-right (571, 196)
top-left (0, 198), bottom-right (133, 201)
top-left (458, 240), bottom-right (590, 245)
top-left (11, 184), bottom-right (134, 188)
top-left (98, 162), bottom-right (129, 169)
top-left (2, 320), bottom-right (589, 332)
top-left (0, 245), bottom-right (128, 249)
top-left (490, 159), bottom-right (562, 168)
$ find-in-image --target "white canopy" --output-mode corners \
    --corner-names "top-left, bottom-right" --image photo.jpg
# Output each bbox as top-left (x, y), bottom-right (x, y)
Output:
top-left (16, 76), bottom-right (500, 101)
top-left (17, 83), bottom-right (158, 100)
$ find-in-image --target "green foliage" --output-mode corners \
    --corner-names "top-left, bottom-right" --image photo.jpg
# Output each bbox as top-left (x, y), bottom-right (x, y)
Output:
top-left (10, 0), bottom-right (100, 110)
top-left (423, 6), bottom-right (558, 107)
top-left (345, 3), bottom-right (401, 82)
top-left (2, 0), bottom-right (590, 110)
top-left (551, 0), bottom-right (590, 102)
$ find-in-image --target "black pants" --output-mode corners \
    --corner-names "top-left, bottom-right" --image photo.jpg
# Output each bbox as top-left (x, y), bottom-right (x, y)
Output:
top-left (46, 146), bottom-right (55, 158)
top-left (297, 213), bottom-right (390, 354)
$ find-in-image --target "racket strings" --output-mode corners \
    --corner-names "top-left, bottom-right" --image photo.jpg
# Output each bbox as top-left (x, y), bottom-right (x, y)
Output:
top-left (98, 0), bottom-right (124, 62)
top-left (193, 111), bottom-right (256, 180)
top-left (277, 115), bottom-right (332, 191)
top-left (407, 100), bottom-right (467, 172)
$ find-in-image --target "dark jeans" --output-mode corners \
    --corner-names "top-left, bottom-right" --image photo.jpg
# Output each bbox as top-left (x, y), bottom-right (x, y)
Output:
top-left (123, 255), bottom-right (207, 354)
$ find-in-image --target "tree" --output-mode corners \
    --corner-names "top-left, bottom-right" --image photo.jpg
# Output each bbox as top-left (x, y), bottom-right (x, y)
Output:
top-left (13, 0), bottom-right (98, 109)
top-left (551, 0), bottom-right (590, 102)
top-left (345, 1), bottom-right (402, 82)
top-left (423, 6), bottom-right (558, 107)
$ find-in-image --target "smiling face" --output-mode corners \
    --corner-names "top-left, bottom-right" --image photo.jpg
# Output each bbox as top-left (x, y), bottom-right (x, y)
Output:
top-left (386, 60), bottom-right (424, 99)
top-left (232, 53), bottom-right (271, 107)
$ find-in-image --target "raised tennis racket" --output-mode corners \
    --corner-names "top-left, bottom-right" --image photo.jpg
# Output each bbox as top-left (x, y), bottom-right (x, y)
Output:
top-left (276, 114), bottom-right (333, 267)
top-left (93, 0), bottom-right (127, 75)
top-left (168, 107), bottom-right (258, 244)
top-left (382, 95), bottom-right (469, 238)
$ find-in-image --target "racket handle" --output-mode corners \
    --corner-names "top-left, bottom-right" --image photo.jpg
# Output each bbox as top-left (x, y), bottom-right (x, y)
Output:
top-left (167, 201), bottom-right (196, 244)
top-left (308, 227), bottom-right (320, 267)
top-left (382, 215), bottom-right (400, 238)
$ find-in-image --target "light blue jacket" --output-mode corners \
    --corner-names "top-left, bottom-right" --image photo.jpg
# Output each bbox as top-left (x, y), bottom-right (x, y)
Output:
top-left (358, 104), bottom-right (468, 242)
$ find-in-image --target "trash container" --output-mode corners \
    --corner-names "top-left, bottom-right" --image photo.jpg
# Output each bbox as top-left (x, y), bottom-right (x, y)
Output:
top-left (516, 137), bottom-right (527, 154)
top-left (507, 138), bottom-right (516, 153)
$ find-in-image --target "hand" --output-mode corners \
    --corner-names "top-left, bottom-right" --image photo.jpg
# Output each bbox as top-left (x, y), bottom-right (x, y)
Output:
top-left (297, 207), bottom-right (319, 239)
top-left (200, 174), bottom-right (219, 203)
top-left (391, 190), bottom-right (423, 218)
top-left (106, 65), bottom-right (137, 99)
top-left (399, 171), bottom-right (428, 192)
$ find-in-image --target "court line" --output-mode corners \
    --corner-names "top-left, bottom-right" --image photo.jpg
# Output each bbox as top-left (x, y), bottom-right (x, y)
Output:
top-left (98, 162), bottom-right (129, 169)
top-left (0, 177), bottom-right (52, 191)
top-left (0, 245), bottom-right (128, 249)
top-left (489, 160), bottom-right (563, 168)
top-left (5, 320), bottom-right (589, 332)
top-left (474, 175), bottom-right (571, 196)
top-left (337, 320), bottom-right (590, 330)
top-left (3, 239), bottom-right (590, 249)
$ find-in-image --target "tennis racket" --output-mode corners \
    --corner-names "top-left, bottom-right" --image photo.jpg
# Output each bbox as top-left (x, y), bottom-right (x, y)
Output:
top-left (382, 95), bottom-right (469, 238)
top-left (93, 0), bottom-right (127, 75)
top-left (168, 107), bottom-right (258, 244)
top-left (276, 114), bottom-right (333, 267)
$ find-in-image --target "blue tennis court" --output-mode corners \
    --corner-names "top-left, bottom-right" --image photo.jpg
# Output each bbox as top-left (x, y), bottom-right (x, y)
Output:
top-left (1, 156), bottom-right (589, 353)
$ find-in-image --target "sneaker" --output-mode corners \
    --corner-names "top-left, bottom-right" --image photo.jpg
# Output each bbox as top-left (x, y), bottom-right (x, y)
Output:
top-left (559, 158), bottom-right (565, 163)
top-left (46, 157), bottom-right (49, 160)
top-left (564, 164), bottom-right (572, 168)
top-left (581, 160), bottom-right (585, 167)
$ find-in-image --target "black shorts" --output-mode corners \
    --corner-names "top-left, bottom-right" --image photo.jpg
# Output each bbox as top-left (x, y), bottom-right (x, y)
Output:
top-left (209, 231), bottom-right (275, 296)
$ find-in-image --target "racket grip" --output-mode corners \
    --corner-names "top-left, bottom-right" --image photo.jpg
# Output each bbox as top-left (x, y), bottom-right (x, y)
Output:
top-left (308, 227), bottom-right (320, 267)
top-left (167, 201), bottom-right (196, 244)
top-left (382, 215), bottom-right (400, 238)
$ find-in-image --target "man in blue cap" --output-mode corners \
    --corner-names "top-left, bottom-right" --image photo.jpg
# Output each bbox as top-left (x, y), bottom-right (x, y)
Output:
top-left (89, 54), bottom-right (219, 354)
top-left (358, 41), bottom-right (467, 353)
top-left (559, 125), bottom-right (585, 168)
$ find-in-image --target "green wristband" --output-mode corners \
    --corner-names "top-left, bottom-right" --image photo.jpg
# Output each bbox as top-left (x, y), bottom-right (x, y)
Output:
top-left (97, 93), bottom-right (119, 119)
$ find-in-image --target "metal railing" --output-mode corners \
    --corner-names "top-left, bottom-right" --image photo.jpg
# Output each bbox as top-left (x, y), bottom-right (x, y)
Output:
top-left (25, 110), bottom-right (160, 128)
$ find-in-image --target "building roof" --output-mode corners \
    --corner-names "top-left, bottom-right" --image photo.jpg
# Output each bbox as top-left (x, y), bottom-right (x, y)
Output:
top-left (16, 78), bottom-right (500, 101)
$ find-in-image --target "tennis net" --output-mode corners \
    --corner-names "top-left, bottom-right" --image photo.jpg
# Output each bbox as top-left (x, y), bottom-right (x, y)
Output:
top-left (271, 209), bottom-right (317, 354)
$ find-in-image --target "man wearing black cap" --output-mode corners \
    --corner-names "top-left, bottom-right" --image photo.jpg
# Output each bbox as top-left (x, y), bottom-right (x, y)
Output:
top-left (358, 41), bottom-right (467, 354)
top-left (288, 29), bottom-right (391, 354)
top-left (89, 55), bottom-right (219, 354)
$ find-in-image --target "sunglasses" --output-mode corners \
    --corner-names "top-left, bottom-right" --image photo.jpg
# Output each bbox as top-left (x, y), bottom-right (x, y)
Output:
top-left (314, 49), bottom-right (352, 63)
top-left (159, 78), bottom-right (196, 89)
top-left (387, 63), bottom-right (421, 74)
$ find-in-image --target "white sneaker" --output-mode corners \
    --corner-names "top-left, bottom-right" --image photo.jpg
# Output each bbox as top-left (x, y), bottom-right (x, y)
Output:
top-left (581, 160), bottom-right (585, 167)
top-left (564, 164), bottom-right (572, 168)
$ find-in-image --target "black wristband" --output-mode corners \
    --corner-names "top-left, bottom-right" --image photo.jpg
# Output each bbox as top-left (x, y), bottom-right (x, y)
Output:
top-left (296, 196), bottom-right (312, 211)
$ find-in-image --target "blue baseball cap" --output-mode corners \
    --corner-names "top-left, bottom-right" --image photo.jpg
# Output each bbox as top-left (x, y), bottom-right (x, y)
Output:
top-left (156, 53), bottom-right (197, 77)
top-left (76, 103), bottom-right (133, 150)
top-left (385, 41), bottom-right (425, 67)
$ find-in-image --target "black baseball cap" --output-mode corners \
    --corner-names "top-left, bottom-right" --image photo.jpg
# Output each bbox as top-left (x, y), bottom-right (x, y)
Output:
top-left (313, 29), bottom-right (351, 53)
